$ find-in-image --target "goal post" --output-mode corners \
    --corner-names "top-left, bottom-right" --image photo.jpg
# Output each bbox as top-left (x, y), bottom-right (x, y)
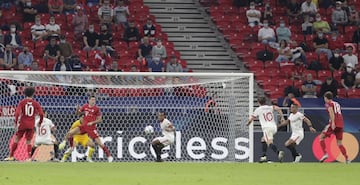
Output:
top-left (0, 71), bottom-right (254, 162)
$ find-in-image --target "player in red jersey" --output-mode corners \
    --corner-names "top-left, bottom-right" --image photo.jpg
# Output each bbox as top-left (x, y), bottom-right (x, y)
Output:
top-left (4, 87), bottom-right (44, 161)
top-left (319, 91), bottom-right (349, 163)
top-left (59, 96), bottom-right (113, 162)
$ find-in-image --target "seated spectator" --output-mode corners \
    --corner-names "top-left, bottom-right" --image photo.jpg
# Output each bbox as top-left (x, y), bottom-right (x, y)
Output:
top-left (262, 3), bottom-right (274, 25)
top-left (17, 47), bottom-right (34, 70)
top-left (356, 71), bottom-right (360, 88)
top-left (123, 21), bottom-right (140, 43)
top-left (138, 36), bottom-right (153, 62)
top-left (0, 28), bottom-right (3, 45)
top-left (302, 73), bottom-right (317, 98)
top-left (22, 0), bottom-right (38, 23)
top-left (4, 24), bottom-right (22, 49)
top-left (31, 60), bottom-right (39, 70)
top-left (97, 0), bottom-right (113, 25)
top-left (328, 31), bottom-right (344, 50)
top-left (341, 64), bottom-right (356, 89)
top-left (45, 16), bottom-right (61, 39)
top-left (44, 37), bottom-right (61, 62)
top-left (98, 24), bottom-right (113, 52)
top-left (148, 57), bottom-right (164, 72)
top-left (143, 18), bottom-right (156, 39)
top-left (276, 40), bottom-right (292, 62)
top-left (152, 39), bottom-right (167, 61)
top-left (54, 55), bottom-right (71, 71)
top-left (319, 77), bottom-right (338, 97)
top-left (246, 2), bottom-right (261, 26)
top-left (301, 0), bottom-right (317, 19)
top-left (94, 45), bottom-right (112, 70)
top-left (352, 24), bottom-right (360, 44)
top-left (329, 49), bottom-right (345, 71)
top-left (68, 55), bottom-right (86, 71)
top-left (291, 58), bottom-right (306, 80)
top-left (302, 15), bottom-right (313, 35)
top-left (313, 13), bottom-right (331, 33)
top-left (257, 20), bottom-right (275, 45)
top-left (113, 0), bottom-right (130, 29)
top-left (166, 55), bottom-right (183, 72)
top-left (282, 92), bottom-right (301, 107)
top-left (342, 45), bottom-right (358, 69)
top-left (331, 1), bottom-right (348, 33)
top-left (63, 0), bottom-right (77, 14)
top-left (348, 4), bottom-right (359, 25)
top-left (59, 35), bottom-right (73, 58)
top-left (83, 24), bottom-right (100, 51)
top-left (286, 0), bottom-right (301, 24)
top-left (72, 6), bottom-right (88, 40)
top-left (31, 15), bottom-right (47, 41)
top-left (126, 65), bottom-right (143, 84)
top-left (48, 0), bottom-right (64, 15)
top-left (0, 44), bottom-right (17, 69)
top-left (0, 0), bottom-right (13, 10)
top-left (276, 20), bottom-right (291, 42)
top-left (313, 31), bottom-right (332, 60)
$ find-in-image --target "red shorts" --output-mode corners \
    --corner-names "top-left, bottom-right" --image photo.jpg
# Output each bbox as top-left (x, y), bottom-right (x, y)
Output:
top-left (16, 128), bottom-right (34, 141)
top-left (79, 125), bottom-right (100, 140)
top-left (322, 124), bottom-right (343, 140)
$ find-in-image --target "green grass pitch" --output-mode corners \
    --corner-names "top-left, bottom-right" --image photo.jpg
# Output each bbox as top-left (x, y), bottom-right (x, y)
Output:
top-left (0, 162), bottom-right (358, 185)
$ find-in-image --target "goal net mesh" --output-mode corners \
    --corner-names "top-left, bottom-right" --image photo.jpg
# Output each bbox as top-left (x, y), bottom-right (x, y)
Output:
top-left (0, 71), bottom-right (252, 162)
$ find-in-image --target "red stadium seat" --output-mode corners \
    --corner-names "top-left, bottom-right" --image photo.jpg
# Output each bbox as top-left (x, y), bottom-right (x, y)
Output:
top-left (337, 88), bottom-right (347, 98)
top-left (347, 89), bottom-right (360, 98)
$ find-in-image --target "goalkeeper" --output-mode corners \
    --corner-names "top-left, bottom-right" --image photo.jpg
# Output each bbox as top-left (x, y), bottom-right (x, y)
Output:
top-left (59, 114), bottom-right (96, 162)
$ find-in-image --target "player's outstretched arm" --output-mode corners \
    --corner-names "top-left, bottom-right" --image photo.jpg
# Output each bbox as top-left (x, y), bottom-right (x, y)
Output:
top-left (75, 105), bottom-right (81, 116)
top-left (304, 117), bottom-right (316, 132)
top-left (246, 116), bottom-right (255, 126)
top-left (277, 119), bottom-right (290, 128)
top-left (273, 106), bottom-right (285, 122)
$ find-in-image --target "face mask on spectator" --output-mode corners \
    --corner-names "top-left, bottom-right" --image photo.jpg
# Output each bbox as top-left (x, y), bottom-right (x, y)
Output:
top-left (89, 28), bottom-right (94, 33)
top-left (334, 53), bottom-right (339, 57)
top-left (263, 23), bottom-right (268, 28)
top-left (50, 21), bottom-right (55, 25)
top-left (26, 2), bottom-right (31, 6)
top-left (316, 17), bottom-right (321, 21)
top-left (346, 67), bottom-right (353, 73)
top-left (250, 6), bottom-right (255, 10)
top-left (280, 23), bottom-right (285, 27)
top-left (10, 27), bottom-right (16, 32)
top-left (318, 33), bottom-right (323, 38)
top-left (60, 40), bottom-right (66, 43)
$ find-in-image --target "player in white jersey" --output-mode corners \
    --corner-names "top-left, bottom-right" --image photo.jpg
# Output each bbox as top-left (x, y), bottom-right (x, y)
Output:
top-left (31, 111), bottom-right (60, 161)
top-left (278, 104), bottom-right (316, 162)
top-left (247, 97), bottom-right (285, 162)
top-left (151, 111), bottom-right (175, 162)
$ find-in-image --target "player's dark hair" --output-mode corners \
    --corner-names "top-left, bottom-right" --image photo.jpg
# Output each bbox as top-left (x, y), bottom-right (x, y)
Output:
top-left (159, 110), bottom-right (167, 116)
top-left (324, 91), bottom-right (333, 100)
top-left (89, 95), bottom-right (96, 99)
top-left (24, 87), bottom-right (35, 97)
top-left (258, 97), bottom-right (266, 105)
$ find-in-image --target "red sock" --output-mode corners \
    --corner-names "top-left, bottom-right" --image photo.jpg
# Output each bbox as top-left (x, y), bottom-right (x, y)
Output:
top-left (101, 145), bottom-right (111, 157)
top-left (339, 145), bottom-right (348, 160)
top-left (320, 140), bottom-right (327, 154)
top-left (68, 137), bottom-right (74, 147)
top-left (10, 142), bottom-right (18, 157)
top-left (27, 145), bottom-right (32, 158)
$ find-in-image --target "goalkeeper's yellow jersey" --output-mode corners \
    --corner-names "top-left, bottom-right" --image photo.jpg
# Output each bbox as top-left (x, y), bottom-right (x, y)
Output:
top-left (70, 120), bottom-right (81, 130)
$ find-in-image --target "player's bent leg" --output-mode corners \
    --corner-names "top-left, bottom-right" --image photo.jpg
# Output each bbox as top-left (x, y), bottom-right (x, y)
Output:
top-left (285, 140), bottom-right (299, 161)
top-left (61, 147), bottom-right (74, 162)
top-left (94, 137), bottom-right (113, 162)
top-left (86, 140), bottom-right (95, 162)
top-left (319, 132), bottom-right (328, 162)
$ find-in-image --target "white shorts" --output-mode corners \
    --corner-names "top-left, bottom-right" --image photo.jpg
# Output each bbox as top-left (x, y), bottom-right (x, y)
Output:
top-left (34, 137), bottom-right (55, 147)
top-left (290, 132), bottom-right (304, 145)
top-left (152, 136), bottom-right (174, 146)
top-left (262, 127), bottom-right (277, 142)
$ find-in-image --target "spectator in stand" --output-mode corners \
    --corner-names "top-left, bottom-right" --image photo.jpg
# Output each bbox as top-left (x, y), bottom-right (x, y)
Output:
top-left (276, 20), bottom-right (291, 42)
top-left (166, 55), bottom-right (183, 72)
top-left (43, 37), bottom-right (61, 62)
top-left (331, 1), bottom-right (348, 33)
top-left (83, 24), bottom-right (100, 51)
top-left (4, 24), bottom-right (22, 49)
top-left (0, 28), bottom-right (3, 45)
top-left (328, 31), bottom-right (344, 50)
top-left (276, 40), bottom-right (292, 62)
top-left (262, 3), bottom-right (274, 25)
top-left (291, 58), bottom-right (306, 80)
top-left (87, 0), bottom-right (100, 7)
top-left (329, 49), bottom-right (345, 71)
top-left (302, 15), bottom-right (313, 35)
top-left (301, 0), bottom-right (317, 20)
top-left (98, 0), bottom-right (113, 26)
top-left (72, 6), bottom-right (88, 40)
top-left (341, 63), bottom-right (357, 89)
top-left (0, 0), bottom-right (12, 10)
top-left (356, 71), bottom-right (360, 88)
top-left (54, 55), bottom-right (72, 71)
top-left (59, 35), bottom-right (73, 58)
top-left (319, 77), bottom-right (338, 97)
top-left (348, 4), bottom-right (359, 25)
top-left (352, 24), bottom-right (360, 44)
top-left (48, 0), bottom-right (64, 15)
top-left (152, 38), bottom-right (167, 61)
top-left (113, 0), bottom-right (130, 29)
top-left (31, 15), bottom-right (47, 41)
top-left (342, 45), bottom-right (358, 69)
top-left (98, 24), bottom-right (113, 52)
top-left (45, 16), bottom-right (61, 39)
top-left (126, 65), bottom-right (143, 84)
top-left (138, 36), bottom-right (152, 62)
top-left (17, 46), bottom-right (34, 70)
top-left (123, 21), bottom-right (140, 43)
top-left (63, 0), bottom-right (77, 14)
top-left (22, 0), bottom-right (38, 23)
top-left (31, 60), bottom-right (39, 70)
top-left (94, 45), bottom-right (112, 71)
top-left (148, 57), bottom-right (164, 72)
top-left (282, 92), bottom-right (301, 107)
top-left (287, 0), bottom-right (302, 24)
top-left (258, 19), bottom-right (276, 45)
top-left (0, 44), bottom-right (17, 70)
top-left (302, 73), bottom-right (318, 98)
top-left (143, 18), bottom-right (156, 39)
top-left (313, 31), bottom-right (332, 60)
top-left (313, 13), bottom-right (331, 33)
top-left (246, 2), bottom-right (261, 26)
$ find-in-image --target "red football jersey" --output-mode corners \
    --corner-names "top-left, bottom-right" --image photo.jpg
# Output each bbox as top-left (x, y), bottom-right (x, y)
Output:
top-left (80, 104), bottom-right (101, 129)
top-left (325, 100), bottom-right (344, 128)
top-left (15, 98), bottom-right (44, 129)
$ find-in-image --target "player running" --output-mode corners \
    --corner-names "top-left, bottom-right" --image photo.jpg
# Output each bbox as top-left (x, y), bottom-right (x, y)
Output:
top-left (319, 91), bottom-right (349, 163)
top-left (4, 87), bottom-right (44, 161)
top-left (60, 114), bottom-right (96, 162)
top-left (31, 111), bottom-right (60, 161)
top-left (247, 97), bottom-right (285, 163)
top-left (59, 96), bottom-right (113, 162)
top-left (151, 111), bottom-right (175, 162)
top-left (278, 104), bottom-right (316, 162)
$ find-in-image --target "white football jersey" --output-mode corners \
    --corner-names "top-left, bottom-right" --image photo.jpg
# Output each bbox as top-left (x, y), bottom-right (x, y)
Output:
top-left (35, 118), bottom-right (55, 140)
top-left (160, 118), bottom-right (175, 138)
top-left (252, 105), bottom-right (277, 129)
top-left (288, 112), bottom-right (305, 133)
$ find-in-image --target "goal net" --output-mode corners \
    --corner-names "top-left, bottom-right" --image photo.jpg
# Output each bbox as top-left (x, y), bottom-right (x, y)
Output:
top-left (0, 71), bottom-right (254, 162)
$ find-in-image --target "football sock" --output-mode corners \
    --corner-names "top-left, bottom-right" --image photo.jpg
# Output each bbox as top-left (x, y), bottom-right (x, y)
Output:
top-left (27, 144), bottom-right (32, 158)
top-left (31, 146), bottom-right (37, 157)
top-left (320, 140), bottom-right (326, 154)
top-left (101, 145), bottom-right (111, 157)
top-left (338, 145), bottom-right (348, 160)
top-left (88, 147), bottom-right (95, 158)
top-left (261, 142), bottom-right (267, 156)
top-left (10, 142), bottom-right (18, 157)
top-left (68, 137), bottom-right (74, 147)
top-left (62, 148), bottom-right (72, 161)
top-left (152, 144), bottom-right (162, 160)
top-left (269, 144), bottom-right (278, 154)
top-left (53, 144), bottom-right (59, 159)
top-left (286, 145), bottom-right (298, 160)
